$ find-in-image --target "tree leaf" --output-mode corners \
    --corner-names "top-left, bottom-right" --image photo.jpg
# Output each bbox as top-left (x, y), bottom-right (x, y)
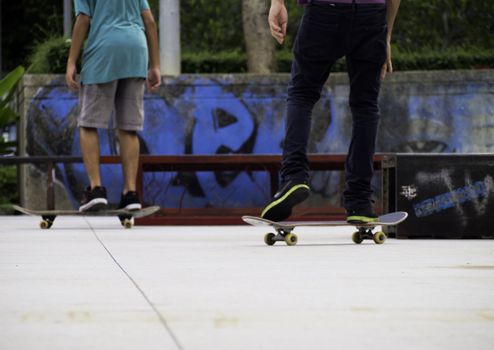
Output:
top-left (0, 66), bottom-right (25, 102)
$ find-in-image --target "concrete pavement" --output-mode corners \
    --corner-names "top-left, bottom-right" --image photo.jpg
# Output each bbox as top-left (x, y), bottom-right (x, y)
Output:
top-left (1, 215), bottom-right (493, 350)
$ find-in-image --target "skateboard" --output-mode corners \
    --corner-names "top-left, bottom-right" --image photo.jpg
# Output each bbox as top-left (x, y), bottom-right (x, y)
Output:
top-left (242, 211), bottom-right (408, 246)
top-left (12, 204), bottom-right (160, 229)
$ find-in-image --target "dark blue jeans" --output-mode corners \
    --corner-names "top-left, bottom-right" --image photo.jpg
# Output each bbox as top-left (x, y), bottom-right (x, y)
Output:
top-left (280, 2), bottom-right (387, 211)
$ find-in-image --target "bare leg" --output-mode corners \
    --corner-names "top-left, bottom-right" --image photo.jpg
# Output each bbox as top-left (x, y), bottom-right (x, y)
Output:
top-left (80, 127), bottom-right (101, 188)
top-left (117, 129), bottom-right (140, 193)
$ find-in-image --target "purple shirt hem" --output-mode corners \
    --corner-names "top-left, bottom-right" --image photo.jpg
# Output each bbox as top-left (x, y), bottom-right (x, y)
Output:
top-left (298, 0), bottom-right (385, 4)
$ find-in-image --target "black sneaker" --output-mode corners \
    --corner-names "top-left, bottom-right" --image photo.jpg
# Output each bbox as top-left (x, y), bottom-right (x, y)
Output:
top-left (346, 206), bottom-right (378, 224)
top-left (118, 191), bottom-right (142, 211)
top-left (261, 181), bottom-right (310, 222)
top-left (79, 186), bottom-right (108, 212)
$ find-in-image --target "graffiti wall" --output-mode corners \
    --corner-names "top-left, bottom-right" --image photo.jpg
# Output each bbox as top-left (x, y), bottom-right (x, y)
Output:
top-left (21, 71), bottom-right (494, 210)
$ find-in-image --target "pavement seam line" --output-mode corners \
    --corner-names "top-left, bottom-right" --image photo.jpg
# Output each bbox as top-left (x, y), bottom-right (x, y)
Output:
top-left (84, 218), bottom-right (184, 350)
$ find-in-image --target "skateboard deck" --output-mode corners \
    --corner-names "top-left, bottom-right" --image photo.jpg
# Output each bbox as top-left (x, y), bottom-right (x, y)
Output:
top-left (12, 204), bottom-right (160, 229)
top-left (242, 211), bottom-right (408, 246)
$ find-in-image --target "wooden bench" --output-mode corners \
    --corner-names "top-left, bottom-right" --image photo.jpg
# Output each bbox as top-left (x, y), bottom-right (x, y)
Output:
top-left (136, 154), bottom-right (384, 225)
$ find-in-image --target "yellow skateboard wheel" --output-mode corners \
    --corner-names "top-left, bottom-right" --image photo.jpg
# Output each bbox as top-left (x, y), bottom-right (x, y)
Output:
top-left (264, 233), bottom-right (276, 246)
top-left (373, 231), bottom-right (386, 244)
top-left (122, 218), bottom-right (133, 229)
top-left (284, 233), bottom-right (297, 246)
top-left (352, 231), bottom-right (363, 244)
top-left (40, 220), bottom-right (51, 229)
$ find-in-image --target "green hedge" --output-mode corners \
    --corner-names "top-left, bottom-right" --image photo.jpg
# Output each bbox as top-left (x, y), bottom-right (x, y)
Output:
top-left (392, 48), bottom-right (494, 71)
top-left (182, 50), bottom-right (248, 73)
top-left (183, 48), bottom-right (494, 73)
top-left (183, 50), bottom-right (347, 73)
top-left (28, 35), bottom-right (494, 74)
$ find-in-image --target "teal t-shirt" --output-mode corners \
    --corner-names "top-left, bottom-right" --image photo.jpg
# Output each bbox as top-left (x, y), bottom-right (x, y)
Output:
top-left (75, 0), bottom-right (150, 84)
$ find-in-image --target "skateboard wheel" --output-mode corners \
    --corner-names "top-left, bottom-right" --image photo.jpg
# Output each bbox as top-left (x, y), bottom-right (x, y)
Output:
top-left (264, 233), bottom-right (276, 246)
top-left (373, 231), bottom-right (386, 244)
top-left (40, 220), bottom-right (51, 229)
top-left (284, 233), bottom-right (297, 246)
top-left (352, 231), bottom-right (363, 244)
top-left (122, 218), bottom-right (133, 229)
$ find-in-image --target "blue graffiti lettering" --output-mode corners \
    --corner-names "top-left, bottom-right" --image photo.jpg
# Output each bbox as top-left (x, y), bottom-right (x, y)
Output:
top-left (413, 179), bottom-right (491, 218)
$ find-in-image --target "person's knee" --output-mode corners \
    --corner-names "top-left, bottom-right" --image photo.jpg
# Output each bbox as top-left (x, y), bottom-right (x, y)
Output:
top-left (349, 95), bottom-right (379, 118)
top-left (288, 84), bottom-right (322, 107)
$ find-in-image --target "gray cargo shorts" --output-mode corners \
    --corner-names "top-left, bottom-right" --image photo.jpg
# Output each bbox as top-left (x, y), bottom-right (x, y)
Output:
top-left (78, 78), bottom-right (145, 131)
